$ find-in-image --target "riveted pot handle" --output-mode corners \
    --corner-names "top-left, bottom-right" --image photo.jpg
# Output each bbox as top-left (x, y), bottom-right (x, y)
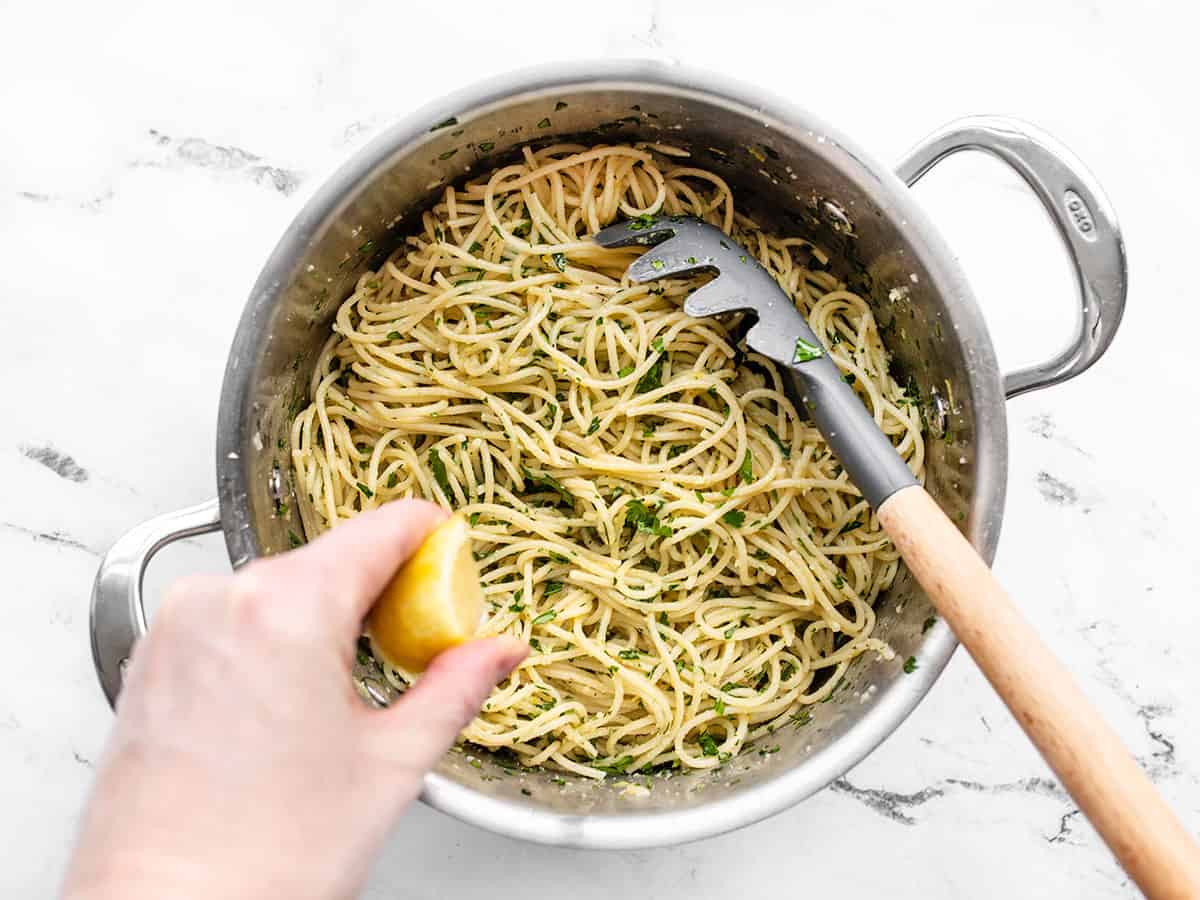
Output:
top-left (896, 116), bottom-right (1127, 399)
top-left (90, 499), bottom-right (222, 709)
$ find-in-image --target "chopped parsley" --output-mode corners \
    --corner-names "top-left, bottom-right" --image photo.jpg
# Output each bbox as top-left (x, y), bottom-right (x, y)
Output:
top-left (922, 616), bottom-right (937, 634)
top-left (532, 610), bottom-right (557, 625)
top-left (722, 509), bottom-right (746, 527)
top-left (628, 214), bottom-right (657, 231)
top-left (765, 424), bottom-right (791, 459)
top-left (596, 754), bottom-right (634, 776)
top-left (618, 364), bottom-right (635, 378)
top-left (723, 626), bottom-right (736, 639)
top-left (356, 482), bottom-right (373, 498)
top-left (478, 140), bottom-right (495, 152)
top-left (438, 148), bottom-right (458, 161)
top-left (903, 655), bottom-right (918, 674)
top-left (586, 417), bottom-right (601, 436)
top-left (792, 336), bottom-right (824, 363)
top-left (651, 336), bottom-right (665, 353)
top-left (428, 448), bottom-right (454, 505)
top-left (739, 450), bottom-right (753, 484)
top-left (635, 355), bottom-right (665, 393)
top-left (651, 258), bottom-right (665, 270)
top-left (626, 499), bottom-right (672, 537)
top-left (542, 582), bottom-right (564, 598)
top-left (617, 649), bottom-right (640, 660)
top-left (697, 732), bottom-right (719, 757)
top-left (386, 330), bottom-right (402, 340)
top-left (287, 530), bottom-right (302, 548)
top-left (714, 698), bottom-right (726, 716)
top-left (837, 519), bottom-right (863, 536)
top-left (521, 466), bottom-right (574, 505)
top-left (551, 252), bottom-right (568, 272)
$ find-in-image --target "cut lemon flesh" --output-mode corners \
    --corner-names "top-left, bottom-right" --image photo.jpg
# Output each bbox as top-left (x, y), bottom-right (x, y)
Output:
top-left (366, 512), bottom-right (483, 672)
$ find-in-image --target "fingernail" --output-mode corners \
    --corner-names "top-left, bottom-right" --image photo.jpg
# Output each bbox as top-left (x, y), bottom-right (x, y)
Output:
top-left (492, 637), bottom-right (529, 680)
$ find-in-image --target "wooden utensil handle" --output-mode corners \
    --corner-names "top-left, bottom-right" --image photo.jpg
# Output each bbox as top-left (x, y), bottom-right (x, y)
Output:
top-left (878, 485), bottom-right (1200, 899)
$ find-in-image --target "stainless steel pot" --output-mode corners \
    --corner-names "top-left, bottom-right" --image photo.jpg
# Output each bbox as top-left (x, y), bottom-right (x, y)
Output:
top-left (90, 60), bottom-right (1126, 850)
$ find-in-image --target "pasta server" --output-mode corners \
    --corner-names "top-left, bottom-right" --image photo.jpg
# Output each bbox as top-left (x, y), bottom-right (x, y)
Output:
top-left (594, 215), bottom-right (1200, 894)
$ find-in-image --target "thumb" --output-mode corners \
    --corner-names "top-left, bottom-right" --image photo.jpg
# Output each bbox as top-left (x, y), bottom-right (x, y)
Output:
top-left (365, 636), bottom-right (528, 773)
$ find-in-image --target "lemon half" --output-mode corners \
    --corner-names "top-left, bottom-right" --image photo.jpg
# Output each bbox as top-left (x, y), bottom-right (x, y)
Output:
top-left (366, 512), bottom-right (484, 672)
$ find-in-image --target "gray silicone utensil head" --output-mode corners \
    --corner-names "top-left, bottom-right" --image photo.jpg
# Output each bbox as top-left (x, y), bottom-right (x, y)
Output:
top-left (594, 215), bottom-right (916, 509)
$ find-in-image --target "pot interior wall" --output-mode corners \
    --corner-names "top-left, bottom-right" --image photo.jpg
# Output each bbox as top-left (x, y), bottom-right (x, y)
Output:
top-left (223, 82), bottom-right (989, 820)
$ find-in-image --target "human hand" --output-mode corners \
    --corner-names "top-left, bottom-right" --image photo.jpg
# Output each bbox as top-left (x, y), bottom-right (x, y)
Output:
top-left (62, 499), bottom-right (527, 900)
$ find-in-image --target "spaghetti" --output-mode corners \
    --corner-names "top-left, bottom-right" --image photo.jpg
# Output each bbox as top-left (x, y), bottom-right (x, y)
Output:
top-left (291, 142), bottom-right (925, 777)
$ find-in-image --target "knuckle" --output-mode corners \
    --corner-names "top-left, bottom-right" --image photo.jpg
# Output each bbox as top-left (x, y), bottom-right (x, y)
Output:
top-left (226, 560), bottom-right (319, 643)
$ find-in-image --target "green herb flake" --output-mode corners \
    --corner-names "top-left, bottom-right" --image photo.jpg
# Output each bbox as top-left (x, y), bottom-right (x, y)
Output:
top-left (386, 330), bottom-right (402, 340)
top-left (386, 472), bottom-right (399, 489)
top-left (554, 101), bottom-right (568, 111)
top-left (536, 117), bottom-right (551, 129)
top-left (793, 336), bottom-right (824, 363)
top-left (723, 626), bottom-right (736, 639)
top-left (722, 509), bottom-right (746, 527)
top-left (838, 519), bottom-right (863, 536)
top-left (714, 698), bottom-right (726, 716)
top-left (651, 258), bottom-right (665, 270)
top-left (356, 482), bottom-right (373, 498)
top-left (430, 116), bottom-right (458, 131)
top-left (429, 448), bottom-right (454, 505)
top-left (287, 530), bottom-right (303, 548)
top-left (587, 417), bottom-right (601, 436)
top-left (598, 754), bottom-right (634, 776)
top-left (628, 214), bottom-right (657, 231)
top-left (697, 732), bottom-right (719, 757)
top-left (651, 336), bottom-right (665, 353)
top-left (521, 465), bottom-right (574, 505)
top-left (532, 609), bottom-right (557, 625)
top-left (478, 140), bottom-right (495, 152)
top-left (551, 252), bottom-right (568, 272)
top-left (635, 355), bottom-right (664, 393)
top-left (468, 512), bottom-right (481, 526)
top-left (922, 616), bottom-right (937, 634)
top-left (542, 582), bottom-right (564, 598)
top-left (903, 655), bottom-right (918, 674)
top-left (626, 499), bottom-right (672, 538)
top-left (618, 649), bottom-right (640, 660)
top-left (764, 424), bottom-right (791, 459)
top-left (739, 450), bottom-right (753, 484)
top-left (617, 365), bottom-right (635, 378)
top-left (438, 148), bottom-right (459, 161)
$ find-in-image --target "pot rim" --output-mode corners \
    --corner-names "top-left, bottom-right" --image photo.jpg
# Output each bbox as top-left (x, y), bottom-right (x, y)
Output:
top-left (215, 58), bottom-right (1007, 849)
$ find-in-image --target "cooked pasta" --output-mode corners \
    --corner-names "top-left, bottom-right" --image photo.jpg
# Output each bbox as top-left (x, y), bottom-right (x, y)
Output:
top-left (290, 142), bottom-right (925, 778)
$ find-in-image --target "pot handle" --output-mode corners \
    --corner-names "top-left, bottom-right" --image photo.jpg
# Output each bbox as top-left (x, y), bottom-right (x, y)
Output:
top-left (896, 116), bottom-right (1127, 399)
top-left (90, 499), bottom-right (222, 709)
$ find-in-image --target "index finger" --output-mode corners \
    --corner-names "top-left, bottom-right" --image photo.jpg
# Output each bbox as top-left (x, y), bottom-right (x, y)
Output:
top-left (261, 499), bottom-right (449, 627)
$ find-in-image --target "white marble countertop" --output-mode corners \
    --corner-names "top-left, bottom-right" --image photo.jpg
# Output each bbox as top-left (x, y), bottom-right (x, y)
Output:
top-left (2, 0), bottom-right (1197, 896)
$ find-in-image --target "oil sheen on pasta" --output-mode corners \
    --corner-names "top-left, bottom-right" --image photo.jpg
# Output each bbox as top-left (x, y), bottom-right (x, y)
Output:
top-left (291, 143), bottom-right (925, 778)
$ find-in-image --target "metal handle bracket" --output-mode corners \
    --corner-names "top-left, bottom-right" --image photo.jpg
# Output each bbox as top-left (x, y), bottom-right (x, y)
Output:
top-left (897, 116), bottom-right (1127, 398)
top-left (89, 499), bottom-right (222, 708)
